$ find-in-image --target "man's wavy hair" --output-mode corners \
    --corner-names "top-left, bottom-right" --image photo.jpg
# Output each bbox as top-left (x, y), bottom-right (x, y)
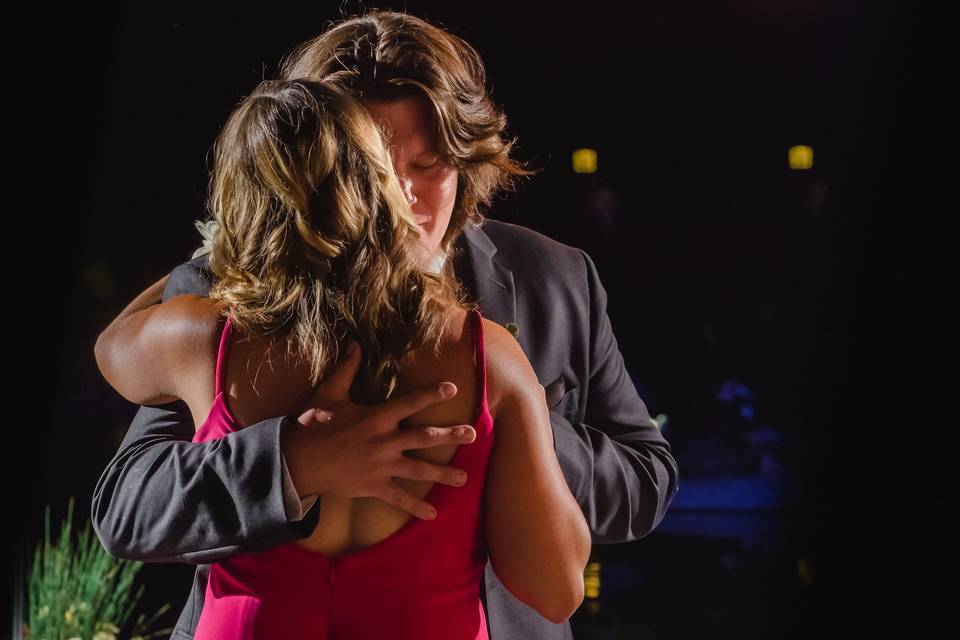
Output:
top-left (279, 10), bottom-right (533, 251)
top-left (207, 79), bottom-right (456, 397)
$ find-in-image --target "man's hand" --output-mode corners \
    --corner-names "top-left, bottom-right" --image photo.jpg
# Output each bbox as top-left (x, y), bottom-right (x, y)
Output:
top-left (281, 342), bottom-right (476, 521)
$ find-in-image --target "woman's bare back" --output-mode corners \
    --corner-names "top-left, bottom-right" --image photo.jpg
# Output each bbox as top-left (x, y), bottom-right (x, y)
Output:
top-left (187, 304), bottom-right (479, 558)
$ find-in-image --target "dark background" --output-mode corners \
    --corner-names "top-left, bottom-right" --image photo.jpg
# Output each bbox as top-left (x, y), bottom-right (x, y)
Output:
top-left (7, 1), bottom-right (952, 637)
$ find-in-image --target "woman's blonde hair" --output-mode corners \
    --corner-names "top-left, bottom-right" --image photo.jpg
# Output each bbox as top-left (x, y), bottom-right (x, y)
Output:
top-left (279, 10), bottom-right (534, 252)
top-left (207, 79), bottom-right (456, 396)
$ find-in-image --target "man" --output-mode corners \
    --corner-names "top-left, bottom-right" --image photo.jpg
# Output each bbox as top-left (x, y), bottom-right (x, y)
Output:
top-left (92, 11), bottom-right (678, 640)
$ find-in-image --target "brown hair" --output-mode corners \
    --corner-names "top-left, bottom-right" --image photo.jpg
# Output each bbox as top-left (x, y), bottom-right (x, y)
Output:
top-left (207, 79), bottom-right (457, 396)
top-left (279, 10), bottom-right (533, 251)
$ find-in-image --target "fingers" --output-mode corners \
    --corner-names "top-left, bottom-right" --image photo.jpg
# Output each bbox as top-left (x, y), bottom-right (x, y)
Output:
top-left (384, 382), bottom-right (458, 420)
top-left (296, 407), bottom-right (334, 428)
top-left (394, 424), bottom-right (476, 452)
top-left (310, 341), bottom-right (362, 404)
top-left (380, 450), bottom-right (472, 519)
top-left (377, 484), bottom-right (439, 521)
top-left (393, 457), bottom-right (469, 488)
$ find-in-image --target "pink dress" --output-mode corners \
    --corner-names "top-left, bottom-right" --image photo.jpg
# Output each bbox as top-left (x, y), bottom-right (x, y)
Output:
top-left (191, 310), bottom-right (494, 639)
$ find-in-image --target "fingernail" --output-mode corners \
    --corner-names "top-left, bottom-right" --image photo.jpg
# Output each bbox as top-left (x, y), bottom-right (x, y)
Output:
top-left (426, 508), bottom-right (437, 520)
top-left (457, 427), bottom-right (475, 441)
top-left (455, 473), bottom-right (467, 485)
top-left (439, 382), bottom-right (456, 398)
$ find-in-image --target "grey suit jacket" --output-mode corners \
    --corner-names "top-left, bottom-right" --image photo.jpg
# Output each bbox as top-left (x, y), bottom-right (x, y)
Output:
top-left (91, 220), bottom-right (678, 640)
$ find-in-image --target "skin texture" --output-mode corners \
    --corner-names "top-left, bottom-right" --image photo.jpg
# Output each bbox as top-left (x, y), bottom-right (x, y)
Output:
top-left (98, 296), bottom-right (478, 555)
top-left (366, 97), bottom-right (458, 259)
top-left (358, 96), bottom-right (588, 617)
top-left (95, 277), bottom-right (478, 524)
top-left (95, 94), bottom-right (590, 622)
top-left (97, 294), bottom-right (588, 620)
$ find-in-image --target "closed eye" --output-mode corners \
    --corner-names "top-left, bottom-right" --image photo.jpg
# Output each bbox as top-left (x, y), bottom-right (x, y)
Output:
top-left (411, 155), bottom-right (440, 170)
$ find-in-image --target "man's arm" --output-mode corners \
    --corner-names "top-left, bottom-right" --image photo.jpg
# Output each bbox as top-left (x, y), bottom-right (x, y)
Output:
top-left (91, 257), bottom-right (476, 563)
top-left (92, 403), bottom-right (316, 562)
top-left (91, 260), bottom-right (319, 563)
top-left (550, 250), bottom-right (679, 544)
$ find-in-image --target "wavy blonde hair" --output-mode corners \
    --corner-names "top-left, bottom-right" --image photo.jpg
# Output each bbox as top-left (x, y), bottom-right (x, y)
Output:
top-left (207, 79), bottom-right (457, 396)
top-left (279, 10), bottom-right (534, 252)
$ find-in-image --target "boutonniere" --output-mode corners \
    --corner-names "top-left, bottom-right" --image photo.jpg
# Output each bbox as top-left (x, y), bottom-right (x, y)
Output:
top-left (191, 219), bottom-right (220, 259)
top-left (504, 322), bottom-right (520, 340)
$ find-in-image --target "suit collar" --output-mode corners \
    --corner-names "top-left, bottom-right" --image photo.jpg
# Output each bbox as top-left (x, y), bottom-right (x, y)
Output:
top-left (454, 224), bottom-right (516, 326)
top-left (462, 224), bottom-right (497, 258)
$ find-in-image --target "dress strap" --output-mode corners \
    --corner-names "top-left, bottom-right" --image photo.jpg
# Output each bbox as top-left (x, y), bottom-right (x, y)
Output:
top-left (469, 309), bottom-right (488, 413)
top-left (214, 316), bottom-right (233, 397)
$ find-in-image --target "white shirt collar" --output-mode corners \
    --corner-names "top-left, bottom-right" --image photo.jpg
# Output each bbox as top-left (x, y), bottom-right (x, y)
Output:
top-left (424, 248), bottom-right (447, 275)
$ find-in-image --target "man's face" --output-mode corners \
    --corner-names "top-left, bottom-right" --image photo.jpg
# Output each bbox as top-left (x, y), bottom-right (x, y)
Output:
top-left (365, 96), bottom-right (458, 259)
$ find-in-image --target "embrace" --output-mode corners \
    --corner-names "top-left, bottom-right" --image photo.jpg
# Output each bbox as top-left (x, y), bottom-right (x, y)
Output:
top-left (91, 11), bottom-right (678, 640)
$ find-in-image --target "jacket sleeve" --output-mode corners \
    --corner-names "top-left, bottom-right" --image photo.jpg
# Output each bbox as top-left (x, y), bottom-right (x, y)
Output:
top-left (91, 258), bottom-right (320, 564)
top-left (550, 250), bottom-right (679, 544)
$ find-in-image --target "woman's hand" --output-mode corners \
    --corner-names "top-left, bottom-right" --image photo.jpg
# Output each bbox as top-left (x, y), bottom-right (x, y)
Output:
top-left (282, 342), bottom-right (477, 521)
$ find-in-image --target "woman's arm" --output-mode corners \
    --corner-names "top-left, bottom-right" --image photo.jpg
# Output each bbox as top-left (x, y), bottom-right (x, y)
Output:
top-left (483, 320), bottom-right (591, 624)
top-left (92, 262), bottom-right (323, 566)
top-left (94, 276), bottom-right (220, 406)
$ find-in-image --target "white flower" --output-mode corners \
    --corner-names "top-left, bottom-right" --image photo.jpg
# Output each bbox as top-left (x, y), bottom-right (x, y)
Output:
top-left (191, 219), bottom-right (221, 259)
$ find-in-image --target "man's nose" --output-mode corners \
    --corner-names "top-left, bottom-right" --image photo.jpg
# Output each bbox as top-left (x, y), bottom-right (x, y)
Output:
top-left (399, 176), bottom-right (418, 206)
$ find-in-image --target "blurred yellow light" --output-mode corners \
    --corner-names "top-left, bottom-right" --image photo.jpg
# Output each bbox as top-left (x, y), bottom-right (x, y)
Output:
top-left (583, 562), bottom-right (601, 599)
top-left (572, 148), bottom-right (598, 174)
top-left (788, 145), bottom-right (814, 170)
top-left (797, 558), bottom-right (815, 585)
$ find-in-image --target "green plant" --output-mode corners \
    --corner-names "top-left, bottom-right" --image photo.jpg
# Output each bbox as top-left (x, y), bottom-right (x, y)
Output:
top-left (25, 497), bottom-right (172, 640)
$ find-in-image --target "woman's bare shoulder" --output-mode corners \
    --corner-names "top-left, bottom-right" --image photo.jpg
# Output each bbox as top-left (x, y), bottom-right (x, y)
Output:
top-left (151, 294), bottom-right (225, 360)
top-left (481, 317), bottom-right (531, 369)
top-left (161, 293), bottom-right (223, 319)
top-left (480, 317), bottom-right (538, 417)
top-left (95, 294), bottom-right (225, 407)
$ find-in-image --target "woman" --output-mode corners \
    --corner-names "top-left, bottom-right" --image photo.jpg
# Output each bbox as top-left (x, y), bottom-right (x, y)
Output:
top-left (95, 79), bottom-right (589, 639)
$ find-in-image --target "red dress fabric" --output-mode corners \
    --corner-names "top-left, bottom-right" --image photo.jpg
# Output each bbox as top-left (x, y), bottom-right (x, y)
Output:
top-left (192, 311), bottom-right (494, 639)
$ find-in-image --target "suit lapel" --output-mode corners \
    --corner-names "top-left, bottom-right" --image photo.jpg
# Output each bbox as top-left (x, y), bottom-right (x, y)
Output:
top-left (453, 225), bottom-right (516, 327)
